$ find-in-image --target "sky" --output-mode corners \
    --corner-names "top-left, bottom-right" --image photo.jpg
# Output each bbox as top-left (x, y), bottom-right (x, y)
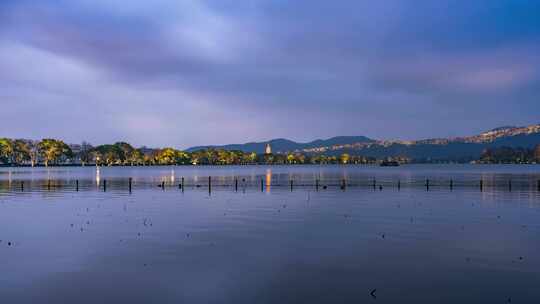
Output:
top-left (1, 0), bottom-right (539, 149)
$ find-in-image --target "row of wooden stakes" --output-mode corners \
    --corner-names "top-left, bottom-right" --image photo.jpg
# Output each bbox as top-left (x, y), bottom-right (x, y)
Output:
top-left (10, 177), bottom-right (540, 193)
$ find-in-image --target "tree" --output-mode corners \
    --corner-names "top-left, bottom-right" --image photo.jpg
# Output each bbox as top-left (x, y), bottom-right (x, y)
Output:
top-left (128, 149), bottom-right (144, 165)
top-left (217, 149), bottom-right (230, 165)
top-left (155, 148), bottom-right (179, 165)
top-left (340, 153), bottom-right (350, 164)
top-left (114, 142), bottom-right (135, 165)
top-left (12, 140), bottom-right (31, 165)
top-left (27, 140), bottom-right (39, 167)
top-left (93, 144), bottom-right (122, 166)
top-left (143, 152), bottom-right (155, 165)
top-left (0, 138), bottom-right (13, 164)
top-left (286, 153), bottom-right (296, 164)
top-left (206, 149), bottom-right (218, 165)
top-left (79, 141), bottom-right (93, 166)
top-left (176, 151), bottom-right (191, 165)
top-left (310, 154), bottom-right (324, 164)
top-left (294, 153), bottom-right (306, 164)
top-left (248, 152), bottom-right (257, 164)
top-left (38, 139), bottom-right (73, 166)
top-left (481, 148), bottom-right (492, 163)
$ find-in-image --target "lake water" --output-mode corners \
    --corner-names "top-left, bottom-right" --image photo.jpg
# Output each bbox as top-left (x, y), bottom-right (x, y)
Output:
top-left (1, 165), bottom-right (539, 303)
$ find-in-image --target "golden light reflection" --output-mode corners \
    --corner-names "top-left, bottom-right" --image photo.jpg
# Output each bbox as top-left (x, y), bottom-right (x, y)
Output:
top-left (170, 169), bottom-right (175, 183)
top-left (95, 166), bottom-right (100, 186)
top-left (266, 169), bottom-right (272, 193)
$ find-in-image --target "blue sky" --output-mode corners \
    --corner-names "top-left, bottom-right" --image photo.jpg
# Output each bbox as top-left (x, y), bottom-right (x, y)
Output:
top-left (1, 0), bottom-right (539, 148)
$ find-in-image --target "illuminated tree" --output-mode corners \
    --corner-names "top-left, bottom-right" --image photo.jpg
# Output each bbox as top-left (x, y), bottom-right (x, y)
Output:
top-left (217, 149), bottom-right (231, 165)
top-left (286, 153), bottom-right (295, 164)
top-left (155, 148), bottom-right (179, 165)
top-left (0, 138), bottom-right (13, 164)
top-left (340, 153), bottom-right (350, 164)
top-left (128, 149), bottom-right (144, 165)
top-left (38, 139), bottom-right (73, 166)
top-left (12, 140), bottom-right (31, 164)
top-left (205, 149), bottom-right (218, 165)
top-left (176, 151), bottom-right (191, 165)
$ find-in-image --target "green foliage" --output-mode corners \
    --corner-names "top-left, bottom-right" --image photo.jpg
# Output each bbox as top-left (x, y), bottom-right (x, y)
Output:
top-left (38, 139), bottom-right (73, 166)
top-left (91, 142), bottom-right (144, 165)
top-left (0, 137), bottom-right (466, 166)
top-left (13, 140), bottom-right (31, 164)
top-left (0, 138), bottom-right (14, 164)
top-left (155, 148), bottom-right (179, 165)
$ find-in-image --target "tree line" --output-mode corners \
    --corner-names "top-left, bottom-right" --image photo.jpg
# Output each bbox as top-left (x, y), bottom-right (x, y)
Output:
top-left (3, 137), bottom-right (538, 166)
top-left (0, 138), bottom-right (383, 167)
top-left (0, 138), bottom-right (72, 167)
top-left (479, 146), bottom-right (540, 164)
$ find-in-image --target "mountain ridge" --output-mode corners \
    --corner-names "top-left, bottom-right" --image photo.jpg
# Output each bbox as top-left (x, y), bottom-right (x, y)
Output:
top-left (186, 124), bottom-right (540, 161)
top-left (186, 136), bottom-right (374, 153)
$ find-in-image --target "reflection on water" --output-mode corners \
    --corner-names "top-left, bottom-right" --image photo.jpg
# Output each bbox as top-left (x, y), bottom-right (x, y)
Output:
top-left (0, 165), bottom-right (539, 303)
top-left (0, 164), bottom-right (539, 195)
top-left (266, 168), bottom-right (272, 193)
top-left (95, 166), bottom-right (100, 187)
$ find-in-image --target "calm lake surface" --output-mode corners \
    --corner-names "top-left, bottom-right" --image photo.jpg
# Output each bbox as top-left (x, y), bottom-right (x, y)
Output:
top-left (1, 165), bottom-right (539, 303)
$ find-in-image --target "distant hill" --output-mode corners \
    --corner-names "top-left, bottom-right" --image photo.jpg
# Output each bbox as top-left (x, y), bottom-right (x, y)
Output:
top-left (186, 124), bottom-right (540, 161)
top-left (186, 136), bottom-right (374, 154)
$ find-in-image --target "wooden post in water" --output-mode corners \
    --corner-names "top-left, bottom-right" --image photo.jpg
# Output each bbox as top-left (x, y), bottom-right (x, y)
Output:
top-left (235, 178), bottom-right (238, 192)
top-left (21, 181), bottom-right (24, 192)
top-left (181, 177), bottom-right (185, 192)
top-left (450, 179), bottom-right (453, 191)
top-left (537, 180), bottom-right (540, 192)
top-left (261, 178), bottom-right (264, 192)
top-left (341, 178), bottom-right (346, 190)
top-left (161, 181), bottom-right (165, 190)
top-left (372, 179), bottom-right (376, 190)
top-left (76, 180), bottom-right (79, 192)
top-left (509, 180), bottom-right (512, 192)
top-left (426, 179), bottom-right (430, 191)
top-left (290, 180), bottom-right (293, 192)
top-left (316, 179), bottom-right (319, 191)
top-left (480, 180), bottom-right (483, 192)
top-left (128, 178), bottom-right (132, 193)
top-left (397, 180), bottom-right (401, 191)
top-left (208, 176), bottom-right (211, 194)
top-left (103, 179), bottom-right (107, 192)
top-left (48, 179), bottom-right (51, 191)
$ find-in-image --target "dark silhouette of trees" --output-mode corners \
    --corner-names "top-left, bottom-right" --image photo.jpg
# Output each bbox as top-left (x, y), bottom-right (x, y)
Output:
top-left (480, 146), bottom-right (536, 164)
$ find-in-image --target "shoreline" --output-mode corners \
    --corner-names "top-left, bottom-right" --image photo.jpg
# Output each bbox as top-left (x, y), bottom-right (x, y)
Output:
top-left (0, 163), bottom-right (538, 168)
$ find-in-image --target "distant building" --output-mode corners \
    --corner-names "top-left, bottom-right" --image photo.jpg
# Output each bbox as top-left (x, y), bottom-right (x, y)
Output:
top-left (265, 143), bottom-right (272, 155)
